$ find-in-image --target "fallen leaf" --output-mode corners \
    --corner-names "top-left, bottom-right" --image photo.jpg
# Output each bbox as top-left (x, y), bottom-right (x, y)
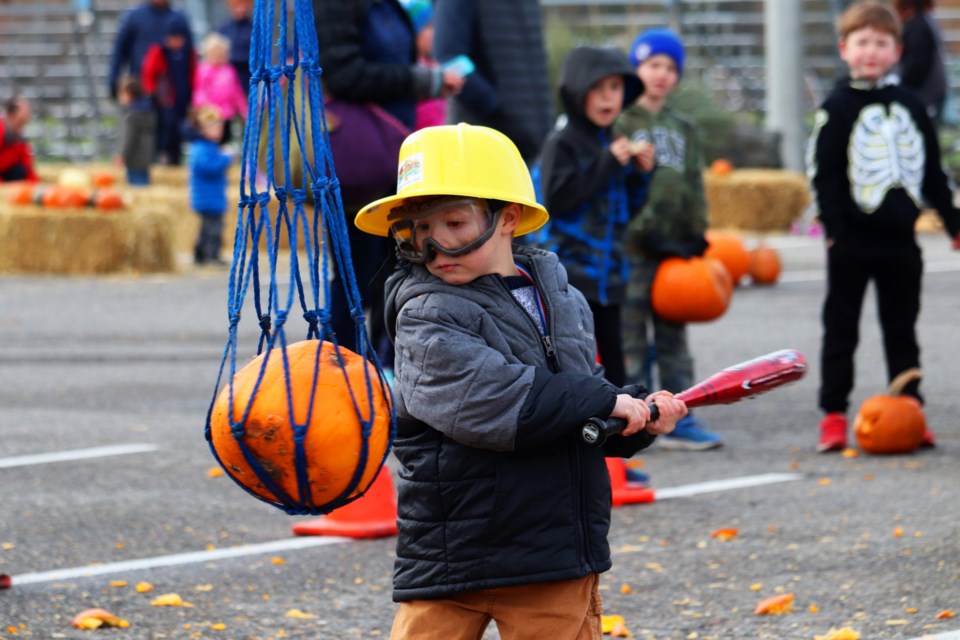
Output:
top-left (755, 593), bottom-right (794, 615)
top-left (885, 619), bottom-right (908, 625)
top-left (601, 615), bottom-right (625, 634)
top-left (194, 584), bottom-right (214, 592)
top-left (817, 478), bottom-right (832, 486)
top-left (750, 583), bottom-right (763, 591)
top-left (271, 556), bottom-right (285, 565)
top-left (1, 543), bottom-right (14, 550)
top-left (841, 448), bottom-right (859, 458)
top-left (135, 581), bottom-right (154, 593)
top-left (814, 628), bottom-right (861, 640)
top-left (285, 609), bottom-right (317, 620)
top-left (937, 610), bottom-right (956, 619)
top-left (809, 604), bottom-right (820, 613)
top-left (110, 580), bottom-right (127, 588)
top-left (711, 528), bottom-right (739, 541)
top-left (893, 526), bottom-right (904, 538)
top-left (211, 623), bottom-right (226, 630)
top-left (905, 607), bottom-right (917, 613)
top-left (70, 608), bottom-right (130, 629)
top-left (150, 593), bottom-right (194, 607)
top-left (208, 467), bottom-right (224, 478)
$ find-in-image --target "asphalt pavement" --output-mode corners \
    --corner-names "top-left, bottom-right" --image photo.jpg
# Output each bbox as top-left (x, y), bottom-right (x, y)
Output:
top-left (1, 232), bottom-right (958, 639)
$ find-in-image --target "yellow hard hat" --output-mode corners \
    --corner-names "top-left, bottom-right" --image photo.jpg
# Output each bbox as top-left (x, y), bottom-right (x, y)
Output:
top-left (355, 123), bottom-right (549, 237)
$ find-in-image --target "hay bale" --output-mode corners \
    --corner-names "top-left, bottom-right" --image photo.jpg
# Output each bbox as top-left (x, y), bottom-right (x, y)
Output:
top-left (704, 169), bottom-right (811, 231)
top-left (0, 202), bottom-right (175, 275)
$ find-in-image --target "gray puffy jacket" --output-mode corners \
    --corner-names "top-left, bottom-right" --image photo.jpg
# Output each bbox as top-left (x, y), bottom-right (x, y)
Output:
top-left (384, 245), bottom-right (656, 600)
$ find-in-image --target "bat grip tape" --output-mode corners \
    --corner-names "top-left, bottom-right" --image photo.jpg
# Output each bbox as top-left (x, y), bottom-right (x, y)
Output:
top-left (580, 402), bottom-right (660, 447)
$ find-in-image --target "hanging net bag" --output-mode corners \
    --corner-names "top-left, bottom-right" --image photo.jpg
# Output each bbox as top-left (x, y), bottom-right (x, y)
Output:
top-left (204, 0), bottom-right (395, 515)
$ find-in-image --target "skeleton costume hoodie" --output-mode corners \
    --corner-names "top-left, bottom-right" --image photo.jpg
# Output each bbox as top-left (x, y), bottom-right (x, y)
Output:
top-left (807, 75), bottom-right (960, 245)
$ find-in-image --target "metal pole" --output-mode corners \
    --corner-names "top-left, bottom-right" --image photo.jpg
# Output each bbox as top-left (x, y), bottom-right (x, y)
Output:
top-left (764, 0), bottom-right (804, 173)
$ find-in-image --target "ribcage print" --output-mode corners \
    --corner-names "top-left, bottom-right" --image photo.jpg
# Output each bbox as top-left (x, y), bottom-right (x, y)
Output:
top-left (849, 103), bottom-right (925, 212)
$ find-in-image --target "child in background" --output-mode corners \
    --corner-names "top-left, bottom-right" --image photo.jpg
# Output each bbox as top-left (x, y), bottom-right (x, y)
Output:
top-left (401, 0), bottom-right (447, 130)
top-left (192, 32), bottom-right (248, 144)
top-left (116, 75), bottom-right (156, 186)
top-left (141, 15), bottom-right (196, 166)
top-left (188, 106), bottom-right (233, 266)
top-left (808, 2), bottom-right (960, 452)
top-left (352, 123), bottom-right (686, 638)
top-left (536, 45), bottom-right (654, 389)
top-left (616, 28), bottom-right (722, 451)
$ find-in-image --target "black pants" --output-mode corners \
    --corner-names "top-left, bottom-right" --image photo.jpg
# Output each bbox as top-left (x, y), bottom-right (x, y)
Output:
top-left (819, 240), bottom-right (923, 413)
top-left (194, 213), bottom-right (225, 262)
top-left (328, 218), bottom-right (393, 367)
top-left (589, 300), bottom-right (625, 387)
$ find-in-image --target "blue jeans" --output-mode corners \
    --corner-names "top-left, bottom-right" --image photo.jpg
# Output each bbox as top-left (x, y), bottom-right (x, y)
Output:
top-left (126, 168), bottom-right (149, 186)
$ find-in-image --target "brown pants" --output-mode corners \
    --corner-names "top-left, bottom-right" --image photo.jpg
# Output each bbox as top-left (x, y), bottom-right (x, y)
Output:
top-left (391, 573), bottom-right (603, 640)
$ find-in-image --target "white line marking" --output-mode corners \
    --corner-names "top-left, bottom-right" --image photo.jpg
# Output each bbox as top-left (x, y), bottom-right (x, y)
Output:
top-left (908, 632), bottom-right (960, 640)
top-left (6, 472), bottom-right (803, 587)
top-left (0, 444), bottom-right (159, 469)
top-left (655, 472), bottom-right (803, 499)
top-left (10, 536), bottom-right (349, 586)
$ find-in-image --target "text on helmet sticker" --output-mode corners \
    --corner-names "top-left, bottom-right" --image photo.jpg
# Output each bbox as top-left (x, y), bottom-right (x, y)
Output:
top-left (397, 153), bottom-right (424, 192)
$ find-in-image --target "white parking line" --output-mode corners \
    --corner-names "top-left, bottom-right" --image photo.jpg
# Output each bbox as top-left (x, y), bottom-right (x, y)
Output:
top-left (655, 472), bottom-right (803, 499)
top-left (6, 472), bottom-right (806, 587)
top-left (9, 536), bottom-right (348, 586)
top-left (908, 632), bottom-right (960, 640)
top-left (0, 444), bottom-right (159, 469)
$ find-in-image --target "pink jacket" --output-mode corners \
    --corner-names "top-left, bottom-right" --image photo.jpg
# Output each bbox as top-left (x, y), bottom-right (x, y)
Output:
top-left (192, 62), bottom-right (248, 120)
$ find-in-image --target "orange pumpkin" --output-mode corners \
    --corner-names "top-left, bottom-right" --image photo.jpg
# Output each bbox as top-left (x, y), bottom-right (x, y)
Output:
top-left (704, 230), bottom-right (751, 285)
top-left (6, 183), bottom-right (36, 205)
top-left (209, 340), bottom-right (392, 509)
top-left (94, 189), bottom-right (125, 210)
top-left (91, 171), bottom-right (117, 188)
top-left (651, 256), bottom-right (733, 323)
top-left (749, 244), bottom-right (781, 285)
top-left (854, 368), bottom-right (926, 454)
top-left (710, 158), bottom-right (734, 176)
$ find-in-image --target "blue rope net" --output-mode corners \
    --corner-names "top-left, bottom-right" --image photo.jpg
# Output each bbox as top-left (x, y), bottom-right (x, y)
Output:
top-left (203, 0), bottom-right (395, 515)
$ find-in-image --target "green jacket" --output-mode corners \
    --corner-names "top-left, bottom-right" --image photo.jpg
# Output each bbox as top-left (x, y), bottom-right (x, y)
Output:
top-left (614, 104), bottom-right (708, 259)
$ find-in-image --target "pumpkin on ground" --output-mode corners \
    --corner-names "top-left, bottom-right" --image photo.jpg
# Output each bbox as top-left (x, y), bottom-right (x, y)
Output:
top-left (704, 230), bottom-right (751, 285)
top-left (749, 244), bottom-right (781, 285)
top-left (93, 189), bottom-right (125, 210)
top-left (651, 256), bottom-right (733, 323)
top-left (854, 368), bottom-right (926, 454)
top-left (209, 340), bottom-right (392, 510)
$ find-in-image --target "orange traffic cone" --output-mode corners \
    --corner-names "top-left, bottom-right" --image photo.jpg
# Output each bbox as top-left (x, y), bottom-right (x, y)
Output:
top-left (291, 468), bottom-right (399, 539)
top-left (607, 458), bottom-right (655, 507)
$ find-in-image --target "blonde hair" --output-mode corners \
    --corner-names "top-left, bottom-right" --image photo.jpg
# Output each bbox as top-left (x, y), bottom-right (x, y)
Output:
top-left (201, 32), bottom-right (231, 60)
top-left (837, 1), bottom-right (902, 43)
top-left (195, 104), bottom-right (224, 128)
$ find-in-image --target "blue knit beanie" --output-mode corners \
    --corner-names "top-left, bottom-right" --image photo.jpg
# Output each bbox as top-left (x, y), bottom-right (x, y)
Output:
top-left (400, 0), bottom-right (433, 35)
top-left (629, 28), bottom-right (685, 77)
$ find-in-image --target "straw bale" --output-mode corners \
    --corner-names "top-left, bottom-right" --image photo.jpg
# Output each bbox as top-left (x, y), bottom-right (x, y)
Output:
top-left (704, 169), bottom-right (811, 231)
top-left (0, 201), bottom-right (175, 275)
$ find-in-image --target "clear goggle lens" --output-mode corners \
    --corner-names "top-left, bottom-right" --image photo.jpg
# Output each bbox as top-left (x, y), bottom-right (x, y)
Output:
top-left (389, 198), bottom-right (500, 264)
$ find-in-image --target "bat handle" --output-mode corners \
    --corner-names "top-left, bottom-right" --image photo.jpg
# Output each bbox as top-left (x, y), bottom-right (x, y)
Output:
top-left (580, 402), bottom-right (660, 447)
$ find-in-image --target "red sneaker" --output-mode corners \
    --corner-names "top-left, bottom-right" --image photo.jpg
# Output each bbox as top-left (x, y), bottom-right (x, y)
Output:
top-left (818, 413), bottom-right (848, 453)
top-left (920, 428), bottom-right (936, 448)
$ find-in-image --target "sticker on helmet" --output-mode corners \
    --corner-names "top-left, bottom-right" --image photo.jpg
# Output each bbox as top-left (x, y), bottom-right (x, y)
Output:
top-left (397, 153), bottom-right (424, 192)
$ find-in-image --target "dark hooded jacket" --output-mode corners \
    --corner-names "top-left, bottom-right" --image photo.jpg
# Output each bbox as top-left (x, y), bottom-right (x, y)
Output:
top-left (384, 245), bottom-right (657, 601)
top-left (534, 46), bottom-right (649, 306)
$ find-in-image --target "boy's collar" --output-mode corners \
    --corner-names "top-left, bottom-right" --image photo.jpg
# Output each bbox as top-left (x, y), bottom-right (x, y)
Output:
top-left (848, 73), bottom-right (898, 91)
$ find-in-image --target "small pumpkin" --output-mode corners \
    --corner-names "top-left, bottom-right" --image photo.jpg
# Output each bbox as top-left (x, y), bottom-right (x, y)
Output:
top-left (854, 368), bottom-right (926, 454)
top-left (710, 158), bottom-right (734, 176)
top-left (749, 244), bottom-right (781, 285)
top-left (209, 340), bottom-right (392, 510)
top-left (6, 183), bottom-right (36, 205)
top-left (91, 170), bottom-right (117, 188)
top-left (651, 256), bottom-right (733, 323)
top-left (93, 189), bottom-right (125, 210)
top-left (704, 230), bottom-right (751, 285)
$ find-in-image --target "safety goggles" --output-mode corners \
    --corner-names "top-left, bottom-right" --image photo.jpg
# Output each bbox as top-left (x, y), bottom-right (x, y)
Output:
top-left (388, 197), bottom-right (501, 264)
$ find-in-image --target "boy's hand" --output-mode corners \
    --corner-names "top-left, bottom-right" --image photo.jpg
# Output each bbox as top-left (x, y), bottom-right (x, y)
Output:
top-left (642, 391), bottom-right (688, 436)
top-left (609, 137), bottom-right (633, 166)
top-left (441, 69), bottom-right (465, 96)
top-left (629, 140), bottom-right (656, 172)
top-left (610, 393), bottom-right (651, 436)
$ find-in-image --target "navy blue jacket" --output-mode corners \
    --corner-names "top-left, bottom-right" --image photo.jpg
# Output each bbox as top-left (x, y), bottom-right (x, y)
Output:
top-left (108, 2), bottom-right (194, 97)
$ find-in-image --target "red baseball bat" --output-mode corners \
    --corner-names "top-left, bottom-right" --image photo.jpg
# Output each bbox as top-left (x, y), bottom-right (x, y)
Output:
top-left (581, 349), bottom-right (808, 446)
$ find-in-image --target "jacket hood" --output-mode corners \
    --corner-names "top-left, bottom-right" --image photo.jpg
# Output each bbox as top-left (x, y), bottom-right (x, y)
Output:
top-left (558, 46), bottom-right (643, 130)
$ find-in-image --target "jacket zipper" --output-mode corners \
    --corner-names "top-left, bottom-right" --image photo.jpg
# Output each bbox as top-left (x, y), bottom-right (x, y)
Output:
top-left (524, 262), bottom-right (560, 371)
